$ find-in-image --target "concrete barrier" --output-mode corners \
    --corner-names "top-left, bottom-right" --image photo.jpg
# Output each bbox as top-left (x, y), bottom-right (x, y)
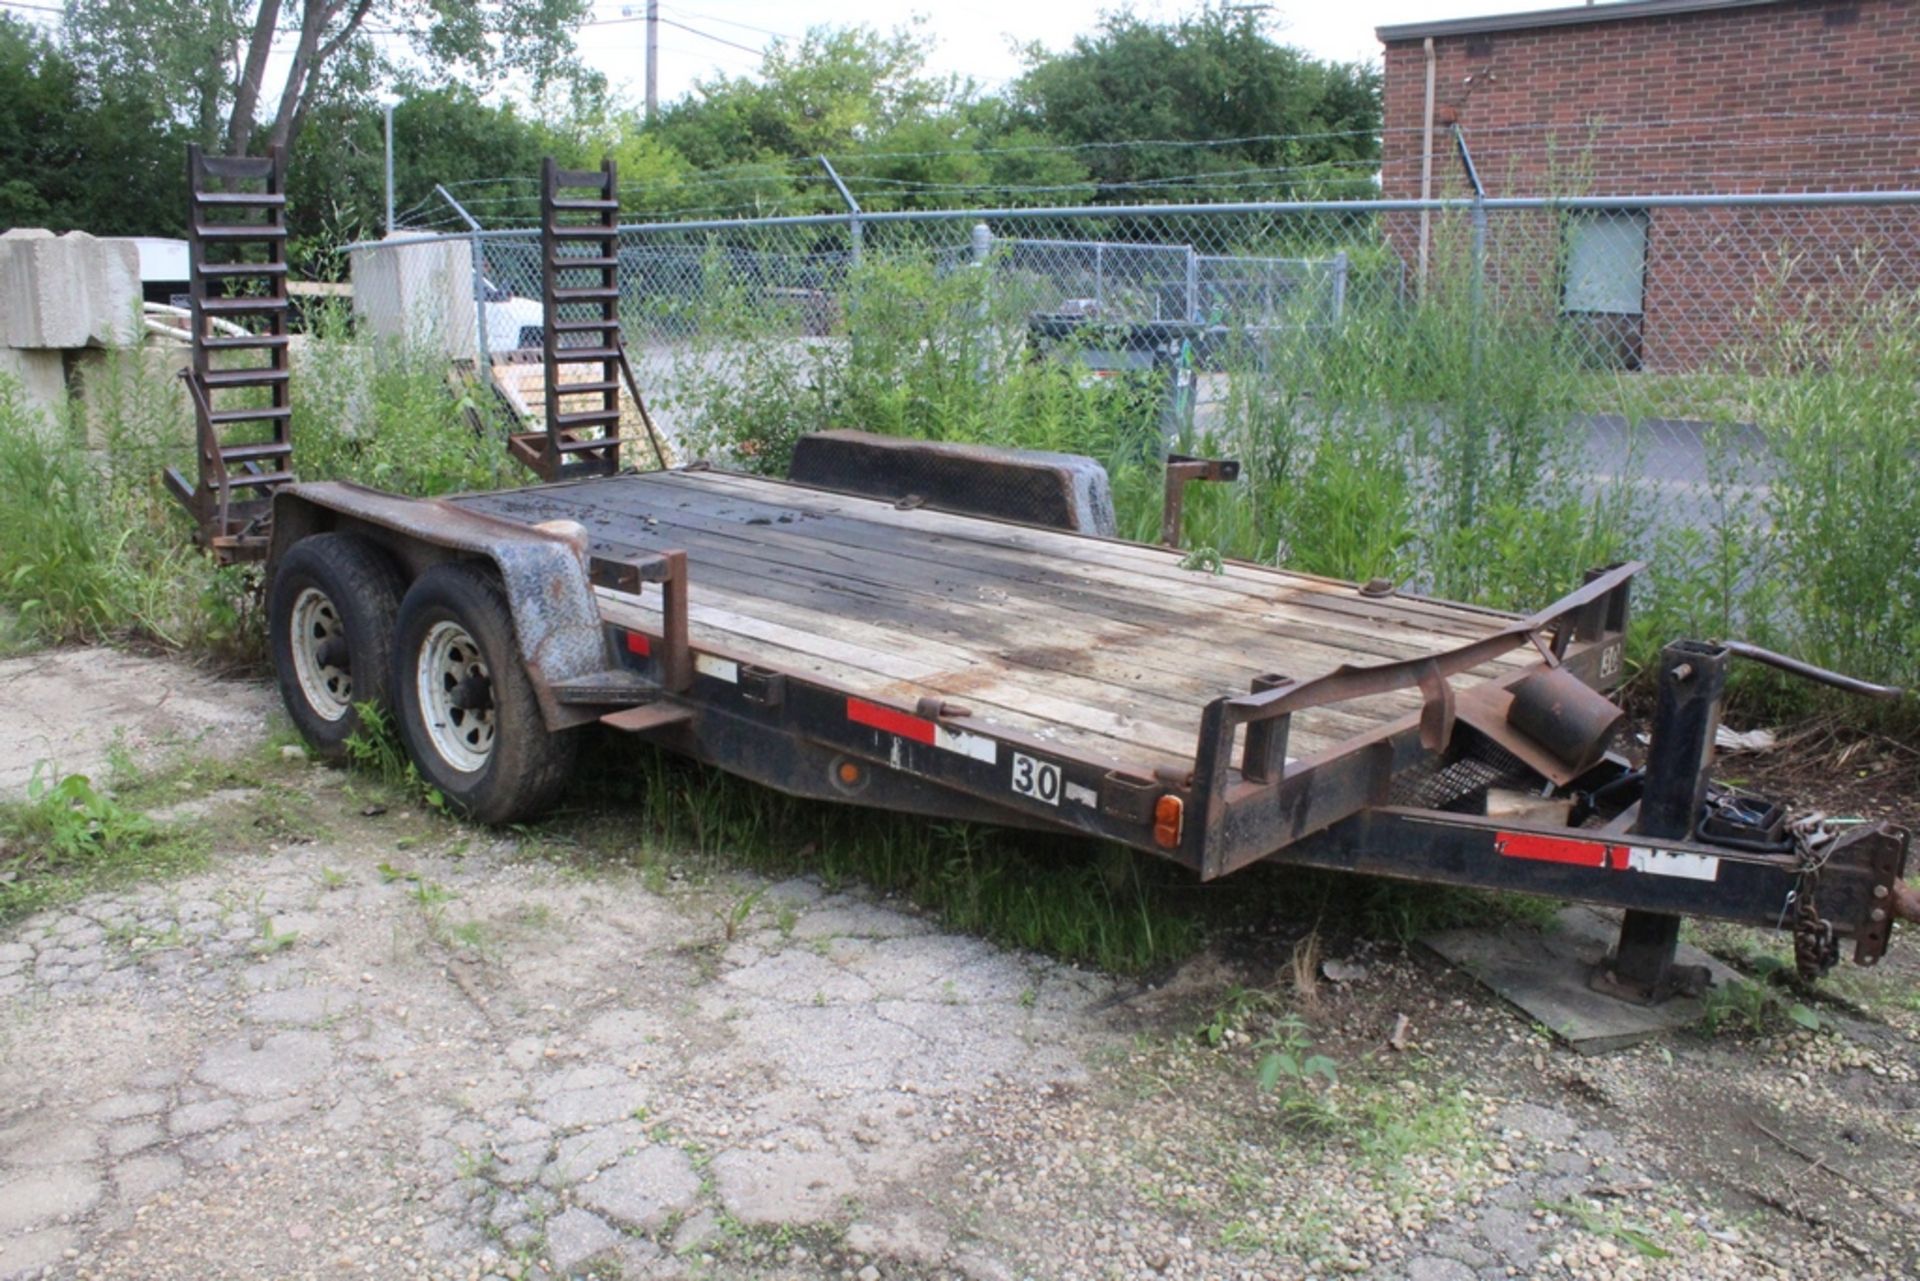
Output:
top-left (0, 229), bottom-right (141, 350)
top-left (350, 234), bottom-right (477, 360)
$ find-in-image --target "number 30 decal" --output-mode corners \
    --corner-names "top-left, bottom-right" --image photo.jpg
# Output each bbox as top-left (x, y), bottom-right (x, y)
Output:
top-left (1010, 752), bottom-right (1062, 805)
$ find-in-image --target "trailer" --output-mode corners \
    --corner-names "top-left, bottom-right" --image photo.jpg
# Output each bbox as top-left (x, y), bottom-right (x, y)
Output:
top-left (173, 148), bottom-right (1913, 1007)
top-left (255, 441), bottom-right (1913, 1002)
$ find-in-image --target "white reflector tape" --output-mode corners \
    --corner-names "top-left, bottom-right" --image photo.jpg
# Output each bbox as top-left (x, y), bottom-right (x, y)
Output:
top-left (1625, 846), bottom-right (1721, 882)
top-left (695, 654), bottom-right (739, 684)
top-left (934, 724), bottom-right (998, 765)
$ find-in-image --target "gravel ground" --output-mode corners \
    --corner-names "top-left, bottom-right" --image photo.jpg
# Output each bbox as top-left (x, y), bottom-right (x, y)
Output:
top-left (2, 651), bottom-right (1917, 1280)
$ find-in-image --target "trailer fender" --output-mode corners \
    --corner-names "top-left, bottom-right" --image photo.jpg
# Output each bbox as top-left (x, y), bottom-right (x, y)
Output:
top-left (270, 481), bottom-right (610, 731)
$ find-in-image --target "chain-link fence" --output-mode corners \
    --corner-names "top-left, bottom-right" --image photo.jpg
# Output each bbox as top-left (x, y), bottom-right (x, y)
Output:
top-left (344, 190), bottom-right (1920, 693)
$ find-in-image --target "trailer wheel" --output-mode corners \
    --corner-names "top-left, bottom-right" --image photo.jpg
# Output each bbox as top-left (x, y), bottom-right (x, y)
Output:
top-left (269, 532), bottom-right (406, 760)
top-left (391, 562), bottom-right (577, 824)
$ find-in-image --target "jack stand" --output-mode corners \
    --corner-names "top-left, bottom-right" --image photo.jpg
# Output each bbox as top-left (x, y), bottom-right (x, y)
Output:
top-left (1593, 909), bottom-right (1712, 1004)
top-left (1591, 640), bottom-right (1729, 1006)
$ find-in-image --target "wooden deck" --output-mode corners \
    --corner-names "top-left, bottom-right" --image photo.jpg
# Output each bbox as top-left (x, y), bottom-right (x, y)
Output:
top-left (452, 470), bottom-right (1540, 774)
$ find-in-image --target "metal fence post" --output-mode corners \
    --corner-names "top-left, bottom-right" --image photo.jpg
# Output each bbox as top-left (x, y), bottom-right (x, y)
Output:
top-left (819, 156), bottom-right (862, 267)
top-left (972, 222), bottom-right (993, 383)
top-left (1330, 250), bottom-right (1349, 325)
top-left (436, 184), bottom-right (487, 367)
top-left (1454, 127), bottom-right (1488, 384)
top-left (1185, 245), bottom-right (1199, 322)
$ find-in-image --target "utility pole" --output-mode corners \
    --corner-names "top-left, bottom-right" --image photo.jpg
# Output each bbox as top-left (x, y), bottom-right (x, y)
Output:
top-left (384, 101), bottom-right (395, 234)
top-left (645, 0), bottom-right (659, 120)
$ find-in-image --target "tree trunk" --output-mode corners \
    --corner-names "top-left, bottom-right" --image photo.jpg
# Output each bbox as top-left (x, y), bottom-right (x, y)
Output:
top-left (265, 0), bottom-right (373, 155)
top-left (227, 0), bottom-right (284, 155)
top-left (266, 3), bottom-right (328, 156)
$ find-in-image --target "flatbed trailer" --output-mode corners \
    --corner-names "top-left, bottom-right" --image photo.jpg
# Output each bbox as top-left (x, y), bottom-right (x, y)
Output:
top-left (263, 457), bottom-right (1915, 1003)
top-left (170, 143), bottom-right (1909, 1006)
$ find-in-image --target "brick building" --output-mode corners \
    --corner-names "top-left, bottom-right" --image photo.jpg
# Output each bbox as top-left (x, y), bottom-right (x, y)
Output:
top-left (1375, 0), bottom-right (1920, 370)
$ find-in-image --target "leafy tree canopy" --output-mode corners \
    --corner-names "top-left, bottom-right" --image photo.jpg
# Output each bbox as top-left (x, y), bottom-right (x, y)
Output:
top-left (1013, 9), bottom-right (1380, 200)
top-left (0, 16), bottom-right (184, 236)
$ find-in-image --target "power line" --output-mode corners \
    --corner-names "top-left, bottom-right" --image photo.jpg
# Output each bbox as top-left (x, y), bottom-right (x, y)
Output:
top-left (661, 5), bottom-right (794, 43)
top-left (583, 7), bottom-right (766, 57)
top-left (656, 15), bottom-right (762, 57)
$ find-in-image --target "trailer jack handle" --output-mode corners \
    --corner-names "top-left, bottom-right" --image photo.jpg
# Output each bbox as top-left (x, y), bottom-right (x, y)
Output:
top-left (1717, 639), bottom-right (1906, 702)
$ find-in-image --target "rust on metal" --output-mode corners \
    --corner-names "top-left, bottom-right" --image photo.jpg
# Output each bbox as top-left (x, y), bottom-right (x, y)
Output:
top-left (508, 155), bottom-right (672, 480)
top-left (1159, 453), bottom-right (1241, 547)
top-left (1719, 640), bottom-right (1906, 701)
top-left (163, 144), bottom-right (294, 563)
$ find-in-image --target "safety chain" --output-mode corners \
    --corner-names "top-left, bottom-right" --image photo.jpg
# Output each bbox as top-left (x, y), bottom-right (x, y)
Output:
top-left (1789, 812), bottom-right (1841, 982)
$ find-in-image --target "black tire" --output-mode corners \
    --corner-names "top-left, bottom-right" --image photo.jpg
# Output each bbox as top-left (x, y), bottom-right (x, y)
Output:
top-left (390, 562), bottom-right (577, 824)
top-left (269, 532), bottom-right (407, 760)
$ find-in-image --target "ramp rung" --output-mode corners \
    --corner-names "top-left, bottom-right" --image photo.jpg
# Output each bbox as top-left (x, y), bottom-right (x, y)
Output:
top-left (220, 469), bottom-right (294, 489)
top-left (199, 262), bottom-right (287, 279)
top-left (196, 296), bottom-right (288, 316)
top-left (553, 410), bottom-right (622, 430)
top-left (195, 154), bottom-right (277, 181)
top-left (552, 380), bottom-right (620, 397)
top-left (193, 223), bottom-right (287, 241)
top-left (202, 334), bottom-right (290, 351)
top-left (194, 191), bottom-right (286, 208)
top-left (207, 405), bottom-right (292, 426)
top-left (201, 368), bottom-right (290, 389)
top-left (219, 440), bottom-right (293, 464)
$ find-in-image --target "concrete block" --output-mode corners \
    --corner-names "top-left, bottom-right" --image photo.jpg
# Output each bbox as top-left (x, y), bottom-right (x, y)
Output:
top-left (0, 229), bottom-right (142, 349)
top-left (350, 235), bottom-right (477, 359)
top-left (0, 346), bottom-right (70, 438)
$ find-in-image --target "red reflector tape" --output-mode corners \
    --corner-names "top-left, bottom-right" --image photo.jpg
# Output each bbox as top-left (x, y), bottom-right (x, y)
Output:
top-left (625, 630), bottom-right (652, 656)
top-left (847, 698), bottom-right (935, 745)
top-left (1497, 831), bottom-right (1614, 868)
top-left (1496, 832), bottom-right (1722, 882)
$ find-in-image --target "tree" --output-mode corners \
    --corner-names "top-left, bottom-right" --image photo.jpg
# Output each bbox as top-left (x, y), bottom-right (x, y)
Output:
top-left (1014, 9), bottom-right (1381, 202)
top-left (288, 85), bottom-right (598, 265)
top-left (659, 24), bottom-right (955, 166)
top-left (0, 16), bottom-right (185, 236)
top-left (62, 0), bottom-right (598, 158)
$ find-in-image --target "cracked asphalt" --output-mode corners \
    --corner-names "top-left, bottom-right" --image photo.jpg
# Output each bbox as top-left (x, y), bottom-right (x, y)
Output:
top-left (3, 649), bottom-right (1918, 1280)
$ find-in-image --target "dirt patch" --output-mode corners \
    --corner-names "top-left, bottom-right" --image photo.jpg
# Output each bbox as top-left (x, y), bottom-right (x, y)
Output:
top-left (0, 648), bottom-right (274, 795)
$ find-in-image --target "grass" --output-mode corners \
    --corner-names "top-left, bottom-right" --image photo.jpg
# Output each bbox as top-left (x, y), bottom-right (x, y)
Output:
top-left (0, 763), bottom-right (204, 922)
top-left (0, 316), bottom-right (522, 664)
top-left (662, 235), bottom-right (1918, 732)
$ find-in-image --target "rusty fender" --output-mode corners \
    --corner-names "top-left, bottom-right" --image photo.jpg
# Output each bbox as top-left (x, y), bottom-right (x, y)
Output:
top-left (269, 481), bottom-right (611, 731)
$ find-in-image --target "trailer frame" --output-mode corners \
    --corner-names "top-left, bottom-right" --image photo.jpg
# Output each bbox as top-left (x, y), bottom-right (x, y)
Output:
top-left (265, 470), bottom-right (1912, 994)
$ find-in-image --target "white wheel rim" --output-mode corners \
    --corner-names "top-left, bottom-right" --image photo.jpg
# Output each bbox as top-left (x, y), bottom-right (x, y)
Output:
top-left (417, 620), bottom-right (495, 773)
top-left (289, 587), bottom-right (353, 722)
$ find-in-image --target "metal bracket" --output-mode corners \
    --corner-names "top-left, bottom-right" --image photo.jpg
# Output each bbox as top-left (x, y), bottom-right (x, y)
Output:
top-left (590, 550), bottom-right (691, 693)
top-left (1161, 453), bottom-right (1240, 547)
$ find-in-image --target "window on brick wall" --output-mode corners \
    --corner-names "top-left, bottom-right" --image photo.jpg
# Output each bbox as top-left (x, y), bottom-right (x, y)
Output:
top-left (1562, 210), bottom-right (1648, 370)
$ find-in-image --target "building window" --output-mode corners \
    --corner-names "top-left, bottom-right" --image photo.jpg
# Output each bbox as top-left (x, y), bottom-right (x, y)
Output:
top-left (1562, 210), bottom-right (1648, 370)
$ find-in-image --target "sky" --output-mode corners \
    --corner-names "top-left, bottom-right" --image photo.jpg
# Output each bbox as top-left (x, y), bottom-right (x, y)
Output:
top-left (577, 1), bottom-right (1554, 105)
top-left (0, 0), bottom-right (1557, 109)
